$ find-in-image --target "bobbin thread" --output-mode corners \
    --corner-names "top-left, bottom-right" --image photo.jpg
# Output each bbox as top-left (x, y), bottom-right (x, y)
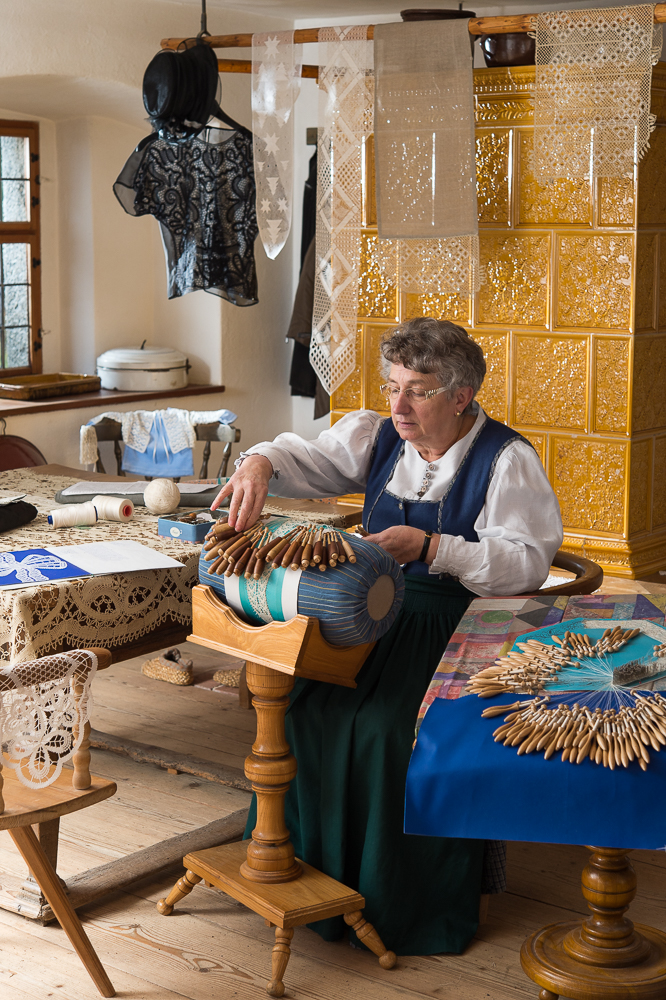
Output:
top-left (92, 495), bottom-right (134, 522)
top-left (48, 501), bottom-right (98, 528)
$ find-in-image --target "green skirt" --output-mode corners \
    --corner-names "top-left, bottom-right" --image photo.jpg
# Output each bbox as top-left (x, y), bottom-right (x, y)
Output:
top-left (244, 575), bottom-right (484, 955)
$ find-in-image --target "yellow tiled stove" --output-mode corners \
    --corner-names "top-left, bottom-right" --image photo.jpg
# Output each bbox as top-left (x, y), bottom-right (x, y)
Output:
top-left (331, 63), bottom-right (666, 579)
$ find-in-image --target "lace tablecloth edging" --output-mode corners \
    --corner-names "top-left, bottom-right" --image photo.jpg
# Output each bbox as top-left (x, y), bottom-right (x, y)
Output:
top-left (0, 470), bottom-right (199, 663)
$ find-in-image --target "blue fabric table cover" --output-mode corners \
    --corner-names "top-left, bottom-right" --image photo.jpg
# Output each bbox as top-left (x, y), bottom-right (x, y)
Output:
top-left (405, 692), bottom-right (666, 849)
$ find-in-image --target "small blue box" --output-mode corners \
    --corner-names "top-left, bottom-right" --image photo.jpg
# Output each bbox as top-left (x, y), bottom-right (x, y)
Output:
top-left (158, 509), bottom-right (222, 543)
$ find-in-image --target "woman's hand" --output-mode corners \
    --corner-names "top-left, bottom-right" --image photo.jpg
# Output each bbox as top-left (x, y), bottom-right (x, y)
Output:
top-left (364, 526), bottom-right (439, 565)
top-left (210, 455), bottom-right (273, 531)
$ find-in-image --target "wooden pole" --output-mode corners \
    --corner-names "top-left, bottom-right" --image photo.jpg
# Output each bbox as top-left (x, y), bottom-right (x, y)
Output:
top-left (162, 6), bottom-right (666, 50)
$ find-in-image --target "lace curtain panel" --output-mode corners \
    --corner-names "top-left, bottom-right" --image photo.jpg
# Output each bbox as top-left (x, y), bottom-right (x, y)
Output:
top-left (1, 649), bottom-right (96, 788)
top-left (0, 470), bottom-right (199, 664)
top-left (373, 19), bottom-right (480, 297)
top-left (310, 25), bottom-right (374, 396)
top-left (534, 5), bottom-right (663, 180)
top-left (252, 31), bottom-right (302, 259)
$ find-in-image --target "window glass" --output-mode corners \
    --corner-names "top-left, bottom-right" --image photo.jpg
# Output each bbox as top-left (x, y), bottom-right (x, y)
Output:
top-left (0, 135), bottom-right (29, 223)
top-left (1, 242), bottom-right (30, 368)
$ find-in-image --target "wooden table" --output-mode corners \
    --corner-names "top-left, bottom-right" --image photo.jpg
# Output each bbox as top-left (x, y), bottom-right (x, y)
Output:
top-left (408, 593), bottom-right (666, 1000)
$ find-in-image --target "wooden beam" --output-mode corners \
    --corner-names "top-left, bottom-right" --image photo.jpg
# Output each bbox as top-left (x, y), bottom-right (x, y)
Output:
top-left (162, 6), bottom-right (666, 50)
top-left (3, 810), bottom-right (248, 922)
top-left (88, 728), bottom-right (252, 791)
top-left (217, 58), bottom-right (319, 78)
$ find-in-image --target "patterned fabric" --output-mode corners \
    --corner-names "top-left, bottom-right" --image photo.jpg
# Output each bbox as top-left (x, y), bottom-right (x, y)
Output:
top-left (416, 592), bottom-right (666, 729)
top-left (114, 132), bottom-right (258, 304)
top-left (0, 470), bottom-right (199, 663)
top-left (252, 31), bottom-right (302, 259)
top-left (310, 25), bottom-right (374, 395)
top-left (534, 5), bottom-right (663, 179)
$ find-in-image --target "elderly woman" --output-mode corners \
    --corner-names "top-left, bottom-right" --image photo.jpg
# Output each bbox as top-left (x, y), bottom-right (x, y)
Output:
top-left (213, 318), bottom-right (562, 956)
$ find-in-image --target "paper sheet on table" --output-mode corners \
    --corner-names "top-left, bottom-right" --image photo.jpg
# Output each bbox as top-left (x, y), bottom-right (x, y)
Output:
top-left (61, 481), bottom-right (218, 496)
top-left (45, 540), bottom-right (184, 574)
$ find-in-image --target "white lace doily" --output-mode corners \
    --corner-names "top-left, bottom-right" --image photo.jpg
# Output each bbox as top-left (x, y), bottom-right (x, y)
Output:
top-left (252, 31), bottom-right (302, 260)
top-left (534, 5), bottom-right (663, 180)
top-left (1, 649), bottom-right (96, 788)
top-left (310, 25), bottom-right (374, 396)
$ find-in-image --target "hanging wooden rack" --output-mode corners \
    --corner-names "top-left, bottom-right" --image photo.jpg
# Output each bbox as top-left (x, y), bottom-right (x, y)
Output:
top-left (162, 5), bottom-right (666, 58)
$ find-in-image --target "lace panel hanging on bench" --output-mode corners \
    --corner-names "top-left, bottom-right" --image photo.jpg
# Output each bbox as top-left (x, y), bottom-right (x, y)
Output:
top-left (534, 5), bottom-right (663, 180)
top-left (0, 649), bottom-right (97, 788)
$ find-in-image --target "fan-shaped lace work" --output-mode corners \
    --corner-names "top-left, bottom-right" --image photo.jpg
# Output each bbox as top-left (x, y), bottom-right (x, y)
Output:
top-left (252, 31), bottom-right (302, 260)
top-left (0, 649), bottom-right (96, 788)
top-left (0, 470), bottom-right (198, 664)
top-left (534, 5), bottom-right (663, 180)
top-left (310, 26), bottom-right (374, 396)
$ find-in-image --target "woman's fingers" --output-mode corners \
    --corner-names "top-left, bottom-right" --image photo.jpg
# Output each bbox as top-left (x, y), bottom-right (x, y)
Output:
top-left (210, 479), bottom-right (234, 511)
top-left (233, 483), bottom-right (269, 532)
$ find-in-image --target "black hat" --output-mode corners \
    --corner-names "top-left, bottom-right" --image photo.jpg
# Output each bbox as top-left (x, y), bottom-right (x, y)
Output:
top-left (143, 41), bottom-right (219, 140)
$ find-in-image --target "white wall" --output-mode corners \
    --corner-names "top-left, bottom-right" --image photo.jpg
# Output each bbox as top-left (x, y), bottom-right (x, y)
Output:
top-left (0, 0), bottom-right (296, 466)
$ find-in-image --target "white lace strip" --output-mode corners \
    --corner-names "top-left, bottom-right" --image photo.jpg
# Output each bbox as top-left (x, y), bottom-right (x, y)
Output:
top-left (374, 235), bottom-right (481, 296)
top-left (252, 31), bottom-right (302, 260)
top-left (534, 5), bottom-right (663, 180)
top-left (0, 649), bottom-right (96, 788)
top-left (310, 25), bottom-right (374, 396)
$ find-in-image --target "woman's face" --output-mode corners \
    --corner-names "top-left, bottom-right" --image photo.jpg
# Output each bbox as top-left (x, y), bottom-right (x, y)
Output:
top-left (386, 364), bottom-right (473, 451)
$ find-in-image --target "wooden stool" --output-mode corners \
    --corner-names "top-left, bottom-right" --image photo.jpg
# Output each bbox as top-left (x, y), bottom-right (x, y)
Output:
top-left (157, 586), bottom-right (396, 997)
top-left (521, 846), bottom-right (666, 999)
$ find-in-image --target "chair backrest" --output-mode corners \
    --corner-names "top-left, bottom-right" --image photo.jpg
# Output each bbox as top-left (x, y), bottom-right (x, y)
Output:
top-left (0, 647), bottom-right (111, 811)
top-left (0, 434), bottom-right (47, 471)
top-left (89, 416), bottom-right (241, 479)
top-left (521, 549), bottom-right (603, 597)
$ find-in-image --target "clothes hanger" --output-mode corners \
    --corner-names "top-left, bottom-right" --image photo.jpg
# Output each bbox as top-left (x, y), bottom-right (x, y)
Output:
top-left (196, 0), bottom-right (253, 141)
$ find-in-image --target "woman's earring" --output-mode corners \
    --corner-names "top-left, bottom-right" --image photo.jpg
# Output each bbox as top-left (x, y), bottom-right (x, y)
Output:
top-left (455, 411), bottom-right (461, 417)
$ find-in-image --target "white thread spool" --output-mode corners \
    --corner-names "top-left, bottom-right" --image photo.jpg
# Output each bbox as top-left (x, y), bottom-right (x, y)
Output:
top-left (92, 495), bottom-right (134, 522)
top-left (48, 501), bottom-right (98, 528)
top-left (143, 478), bottom-right (181, 515)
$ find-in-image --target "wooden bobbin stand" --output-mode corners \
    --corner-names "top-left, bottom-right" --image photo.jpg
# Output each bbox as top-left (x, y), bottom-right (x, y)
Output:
top-left (521, 846), bottom-right (666, 1000)
top-left (157, 586), bottom-right (396, 998)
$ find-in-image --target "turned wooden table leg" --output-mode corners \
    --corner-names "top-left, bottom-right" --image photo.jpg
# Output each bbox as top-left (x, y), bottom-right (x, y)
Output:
top-left (157, 870), bottom-right (202, 915)
top-left (344, 910), bottom-right (397, 969)
top-left (241, 662), bottom-right (301, 884)
top-left (267, 926), bottom-right (293, 998)
top-left (521, 846), bottom-right (666, 999)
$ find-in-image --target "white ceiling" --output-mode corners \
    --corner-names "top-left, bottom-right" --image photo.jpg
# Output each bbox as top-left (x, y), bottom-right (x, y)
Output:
top-left (172, 0), bottom-right (574, 17)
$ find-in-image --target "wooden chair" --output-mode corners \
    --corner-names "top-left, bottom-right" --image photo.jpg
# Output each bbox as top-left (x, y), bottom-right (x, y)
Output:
top-left (0, 428), bottom-right (46, 471)
top-left (0, 647), bottom-right (116, 997)
top-left (90, 416), bottom-right (241, 479)
top-left (534, 549), bottom-right (604, 596)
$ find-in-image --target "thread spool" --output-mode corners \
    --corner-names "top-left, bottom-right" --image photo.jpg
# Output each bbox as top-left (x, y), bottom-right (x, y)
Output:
top-left (48, 501), bottom-right (98, 528)
top-left (143, 478), bottom-right (181, 515)
top-left (92, 495), bottom-right (134, 522)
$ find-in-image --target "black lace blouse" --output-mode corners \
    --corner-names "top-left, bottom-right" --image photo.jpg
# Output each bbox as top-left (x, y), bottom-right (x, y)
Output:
top-left (114, 130), bottom-right (258, 305)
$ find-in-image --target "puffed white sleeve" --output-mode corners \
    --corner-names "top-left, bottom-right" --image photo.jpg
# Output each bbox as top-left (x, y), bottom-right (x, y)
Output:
top-left (430, 441), bottom-right (563, 597)
top-left (241, 410), bottom-right (385, 498)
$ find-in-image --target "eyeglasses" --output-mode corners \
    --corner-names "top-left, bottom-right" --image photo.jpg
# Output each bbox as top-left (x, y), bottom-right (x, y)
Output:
top-left (379, 384), bottom-right (447, 404)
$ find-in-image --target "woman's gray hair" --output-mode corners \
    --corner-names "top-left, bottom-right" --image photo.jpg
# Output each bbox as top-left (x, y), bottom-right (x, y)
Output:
top-left (380, 317), bottom-right (486, 400)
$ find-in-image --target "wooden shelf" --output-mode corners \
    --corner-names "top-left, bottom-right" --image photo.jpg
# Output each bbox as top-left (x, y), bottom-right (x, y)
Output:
top-left (0, 383), bottom-right (225, 418)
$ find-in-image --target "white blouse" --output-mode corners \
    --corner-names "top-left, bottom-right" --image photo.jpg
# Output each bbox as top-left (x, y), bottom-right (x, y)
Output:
top-left (242, 407), bottom-right (564, 598)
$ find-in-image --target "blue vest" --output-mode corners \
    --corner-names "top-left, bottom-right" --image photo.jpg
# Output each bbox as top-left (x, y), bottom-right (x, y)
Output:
top-left (363, 415), bottom-right (529, 577)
